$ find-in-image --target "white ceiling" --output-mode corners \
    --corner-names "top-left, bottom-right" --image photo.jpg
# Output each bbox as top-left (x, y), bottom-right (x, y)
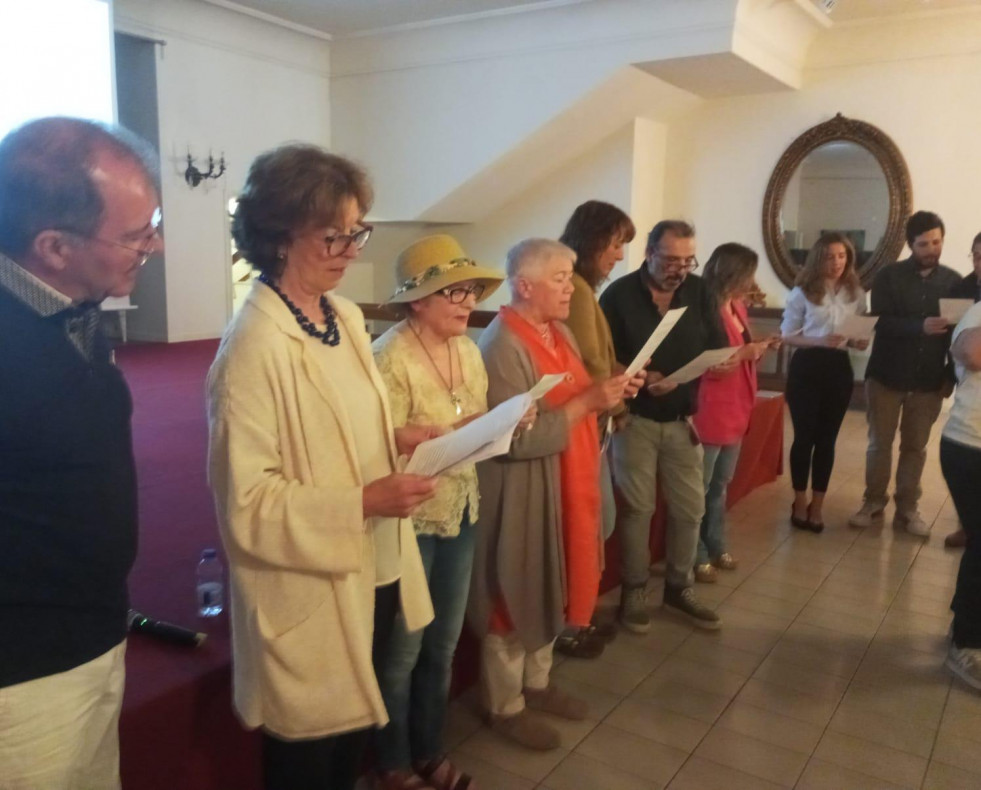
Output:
top-left (830, 0), bottom-right (981, 21)
top-left (200, 0), bottom-right (981, 38)
top-left (200, 0), bottom-right (593, 37)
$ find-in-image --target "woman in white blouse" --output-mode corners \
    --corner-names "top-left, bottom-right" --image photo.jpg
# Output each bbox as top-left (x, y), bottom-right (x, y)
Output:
top-left (780, 233), bottom-right (868, 532)
top-left (372, 235), bottom-right (523, 790)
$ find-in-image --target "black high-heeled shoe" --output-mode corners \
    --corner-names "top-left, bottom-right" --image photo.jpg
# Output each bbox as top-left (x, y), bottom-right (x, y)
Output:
top-left (791, 505), bottom-right (810, 531)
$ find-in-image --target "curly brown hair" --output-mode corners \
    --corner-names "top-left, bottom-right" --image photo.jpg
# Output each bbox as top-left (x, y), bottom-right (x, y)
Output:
top-left (559, 201), bottom-right (635, 289)
top-left (232, 144), bottom-right (373, 278)
top-left (795, 232), bottom-right (862, 305)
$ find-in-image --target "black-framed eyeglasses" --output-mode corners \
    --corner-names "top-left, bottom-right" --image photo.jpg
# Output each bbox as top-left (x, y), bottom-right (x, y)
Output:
top-left (324, 225), bottom-right (372, 257)
top-left (438, 283), bottom-right (485, 304)
top-left (652, 251), bottom-right (699, 272)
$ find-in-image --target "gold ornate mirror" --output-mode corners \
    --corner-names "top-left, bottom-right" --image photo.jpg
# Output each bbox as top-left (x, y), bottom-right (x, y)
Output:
top-left (762, 114), bottom-right (912, 289)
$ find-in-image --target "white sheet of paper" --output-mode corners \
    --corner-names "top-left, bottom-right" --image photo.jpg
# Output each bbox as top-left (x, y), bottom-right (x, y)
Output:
top-left (404, 375), bottom-right (563, 477)
top-left (661, 348), bottom-right (736, 385)
top-left (940, 298), bottom-right (974, 325)
top-left (528, 373), bottom-right (566, 400)
top-left (624, 307), bottom-right (687, 377)
top-left (836, 314), bottom-right (878, 340)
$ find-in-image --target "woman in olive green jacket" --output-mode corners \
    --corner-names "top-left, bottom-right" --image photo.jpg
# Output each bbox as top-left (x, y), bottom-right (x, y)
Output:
top-left (557, 200), bottom-right (637, 657)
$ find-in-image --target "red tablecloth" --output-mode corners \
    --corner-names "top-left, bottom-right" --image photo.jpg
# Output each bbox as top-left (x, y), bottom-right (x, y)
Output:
top-left (599, 393), bottom-right (785, 592)
top-left (116, 341), bottom-right (262, 790)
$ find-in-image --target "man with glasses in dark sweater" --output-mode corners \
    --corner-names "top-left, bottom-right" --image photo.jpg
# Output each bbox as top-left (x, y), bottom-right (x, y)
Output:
top-left (0, 117), bottom-right (161, 788)
top-left (601, 220), bottom-right (729, 633)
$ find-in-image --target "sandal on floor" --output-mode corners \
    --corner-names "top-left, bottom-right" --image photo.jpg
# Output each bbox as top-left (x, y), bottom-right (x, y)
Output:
top-left (554, 626), bottom-right (605, 659)
top-left (585, 620), bottom-right (617, 643)
top-left (415, 756), bottom-right (476, 790)
top-left (374, 770), bottom-right (438, 790)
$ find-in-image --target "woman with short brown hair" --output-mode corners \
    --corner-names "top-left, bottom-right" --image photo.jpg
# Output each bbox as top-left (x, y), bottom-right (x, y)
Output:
top-left (208, 143), bottom-right (438, 790)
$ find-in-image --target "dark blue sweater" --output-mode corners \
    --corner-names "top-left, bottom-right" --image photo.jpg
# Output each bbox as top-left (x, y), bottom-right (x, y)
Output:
top-left (0, 287), bottom-right (138, 687)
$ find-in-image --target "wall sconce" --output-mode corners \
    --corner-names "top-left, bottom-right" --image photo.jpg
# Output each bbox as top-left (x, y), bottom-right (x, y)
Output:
top-left (185, 151), bottom-right (226, 188)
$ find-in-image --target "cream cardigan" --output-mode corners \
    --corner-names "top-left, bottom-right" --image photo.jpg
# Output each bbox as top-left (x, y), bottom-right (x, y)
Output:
top-left (207, 281), bottom-right (433, 739)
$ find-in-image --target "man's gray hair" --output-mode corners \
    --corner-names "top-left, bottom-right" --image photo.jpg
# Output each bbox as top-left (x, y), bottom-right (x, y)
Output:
top-left (0, 116), bottom-right (159, 259)
top-left (505, 238), bottom-right (576, 283)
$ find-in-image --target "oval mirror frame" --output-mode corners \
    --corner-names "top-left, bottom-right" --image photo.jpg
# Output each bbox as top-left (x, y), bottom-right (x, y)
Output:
top-left (762, 114), bottom-right (913, 289)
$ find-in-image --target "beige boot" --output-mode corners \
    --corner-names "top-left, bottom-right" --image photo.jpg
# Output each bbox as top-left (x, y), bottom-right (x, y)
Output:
top-left (488, 708), bottom-right (561, 750)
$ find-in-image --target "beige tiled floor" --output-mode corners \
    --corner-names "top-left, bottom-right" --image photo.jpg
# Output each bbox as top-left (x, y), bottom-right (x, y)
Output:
top-left (437, 410), bottom-right (981, 789)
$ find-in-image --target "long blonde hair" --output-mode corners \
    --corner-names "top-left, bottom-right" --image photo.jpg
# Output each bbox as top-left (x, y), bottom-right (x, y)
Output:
top-left (795, 232), bottom-right (862, 305)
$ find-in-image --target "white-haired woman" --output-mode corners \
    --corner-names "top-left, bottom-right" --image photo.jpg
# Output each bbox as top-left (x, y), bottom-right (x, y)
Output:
top-left (469, 238), bottom-right (643, 751)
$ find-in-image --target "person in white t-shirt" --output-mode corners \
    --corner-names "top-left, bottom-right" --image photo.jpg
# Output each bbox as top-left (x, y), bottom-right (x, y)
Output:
top-left (940, 301), bottom-right (981, 692)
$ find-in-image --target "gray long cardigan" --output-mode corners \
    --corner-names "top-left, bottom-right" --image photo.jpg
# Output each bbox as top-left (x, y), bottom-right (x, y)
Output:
top-left (467, 315), bottom-right (574, 651)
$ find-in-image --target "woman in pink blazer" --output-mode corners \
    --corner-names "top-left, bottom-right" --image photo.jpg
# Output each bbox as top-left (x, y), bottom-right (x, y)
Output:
top-left (692, 244), bottom-right (777, 583)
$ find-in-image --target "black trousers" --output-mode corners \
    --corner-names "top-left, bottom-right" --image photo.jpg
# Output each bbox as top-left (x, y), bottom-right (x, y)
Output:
top-left (785, 347), bottom-right (853, 493)
top-left (262, 581), bottom-right (401, 790)
top-left (940, 438), bottom-right (981, 648)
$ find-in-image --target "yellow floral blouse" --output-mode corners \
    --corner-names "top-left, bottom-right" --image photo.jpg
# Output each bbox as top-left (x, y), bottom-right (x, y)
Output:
top-left (372, 322), bottom-right (487, 537)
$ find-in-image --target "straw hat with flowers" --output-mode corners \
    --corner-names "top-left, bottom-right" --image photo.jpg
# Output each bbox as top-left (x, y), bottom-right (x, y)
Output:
top-left (387, 235), bottom-right (504, 304)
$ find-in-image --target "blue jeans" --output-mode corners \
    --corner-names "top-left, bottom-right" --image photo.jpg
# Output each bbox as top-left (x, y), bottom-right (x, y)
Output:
top-left (374, 512), bottom-right (475, 771)
top-left (696, 443), bottom-right (741, 564)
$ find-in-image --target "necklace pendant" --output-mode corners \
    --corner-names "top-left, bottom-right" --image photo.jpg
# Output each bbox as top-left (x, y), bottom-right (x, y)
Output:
top-left (450, 392), bottom-right (463, 417)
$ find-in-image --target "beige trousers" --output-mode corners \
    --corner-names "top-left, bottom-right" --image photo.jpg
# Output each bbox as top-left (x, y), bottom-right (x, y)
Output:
top-left (0, 642), bottom-right (126, 790)
top-left (863, 378), bottom-right (944, 515)
top-left (611, 416), bottom-right (705, 589)
top-left (480, 634), bottom-right (554, 717)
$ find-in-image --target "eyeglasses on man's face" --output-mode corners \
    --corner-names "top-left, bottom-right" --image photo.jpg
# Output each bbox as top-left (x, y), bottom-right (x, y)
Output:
top-left (438, 283), bottom-right (485, 304)
top-left (652, 250), bottom-right (699, 272)
top-left (60, 207), bottom-right (163, 267)
top-left (324, 225), bottom-right (373, 257)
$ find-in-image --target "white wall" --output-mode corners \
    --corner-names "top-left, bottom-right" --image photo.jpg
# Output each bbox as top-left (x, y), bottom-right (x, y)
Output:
top-left (329, 0), bottom-right (783, 224)
top-left (361, 120), bottom-right (654, 309)
top-left (663, 12), bottom-right (981, 307)
top-left (114, 0), bottom-right (331, 341)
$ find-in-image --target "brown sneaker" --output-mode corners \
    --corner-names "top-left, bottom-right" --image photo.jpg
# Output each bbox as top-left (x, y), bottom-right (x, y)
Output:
top-left (488, 708), bottom-right (561, 751)
top-left (523, 684), bottom-right (589, 720)
top-left (694, 563), bottom-right (718, 583)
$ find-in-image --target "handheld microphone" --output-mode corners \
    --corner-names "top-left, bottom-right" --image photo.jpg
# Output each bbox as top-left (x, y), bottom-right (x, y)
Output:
top-left (126, 609), bottom-right (207, 648)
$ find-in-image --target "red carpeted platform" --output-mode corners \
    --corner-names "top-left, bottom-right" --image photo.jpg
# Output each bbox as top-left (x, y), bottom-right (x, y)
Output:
top-left (115, 341), bottom-right (783, 790)
top-left (116, 340), bottom-right (261, 790)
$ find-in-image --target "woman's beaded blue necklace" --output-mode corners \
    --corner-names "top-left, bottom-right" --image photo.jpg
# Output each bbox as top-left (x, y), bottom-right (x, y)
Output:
top-left (259, 273), bottom-right (341, 346)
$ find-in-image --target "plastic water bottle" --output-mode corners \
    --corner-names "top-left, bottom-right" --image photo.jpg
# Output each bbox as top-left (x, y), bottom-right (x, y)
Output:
top-left (196, 548), bottom-right (224, 617)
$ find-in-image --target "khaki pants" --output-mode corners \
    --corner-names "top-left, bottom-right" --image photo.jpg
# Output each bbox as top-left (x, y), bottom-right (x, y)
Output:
top-left (611, 416), bottom-right (705, 590)
top-left (480, 634), bottom-right (554, 717)
top-left (0, 642), bottom-right (126, 790)
top-left (863, 378), bottom-right (944, 515)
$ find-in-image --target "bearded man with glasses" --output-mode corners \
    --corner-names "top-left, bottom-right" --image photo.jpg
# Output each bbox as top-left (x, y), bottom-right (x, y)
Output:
top-left (600, 220), bottom-right (730, 633)
top-left (0, 116), bottom-right (162, 788)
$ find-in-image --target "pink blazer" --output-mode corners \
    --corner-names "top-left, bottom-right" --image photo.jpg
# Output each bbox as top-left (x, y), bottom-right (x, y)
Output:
top-left (693, 300), bottom-right (757, 446)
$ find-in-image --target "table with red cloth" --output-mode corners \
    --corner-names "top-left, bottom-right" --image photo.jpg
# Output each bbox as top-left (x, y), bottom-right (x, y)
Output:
top-left (116, 340), bottom-right (261, 790)
top-left (599, 392), bottom-right (785, 593)
top-left (114, 341), bottom-right (783, 790)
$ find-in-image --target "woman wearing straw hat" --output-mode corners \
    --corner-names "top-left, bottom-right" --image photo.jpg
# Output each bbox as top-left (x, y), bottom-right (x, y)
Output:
top-left (372, 234), bottom-right (524, 790)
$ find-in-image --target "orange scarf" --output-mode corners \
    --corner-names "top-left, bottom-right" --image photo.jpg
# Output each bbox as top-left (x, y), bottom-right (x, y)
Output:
top-left (499, 306), bottom-right (601, 628)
